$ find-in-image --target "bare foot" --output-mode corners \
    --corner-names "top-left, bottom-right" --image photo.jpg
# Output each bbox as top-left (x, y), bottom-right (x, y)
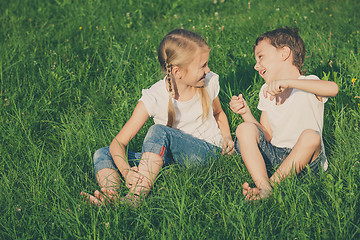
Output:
top-left (80, 191), bottom-right (102, 206)
top-left (80, 188), bottom-right (118, 206)
top-left (242, 182), bottom-right (271, 201)
top-left (120, 193), bottom-right (144, 208)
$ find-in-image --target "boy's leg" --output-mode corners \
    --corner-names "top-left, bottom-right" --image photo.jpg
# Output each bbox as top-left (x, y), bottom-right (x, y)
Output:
top-left (236, 122), bottom-right (272, 198)
top-left (269, 129), bottom-right (321, 183)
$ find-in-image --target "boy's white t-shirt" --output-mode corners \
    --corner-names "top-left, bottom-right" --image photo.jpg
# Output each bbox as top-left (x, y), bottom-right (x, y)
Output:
top-left (139, 71), bottom-right (223, 148)
top-left (257, 75), bottom-right (327, 149)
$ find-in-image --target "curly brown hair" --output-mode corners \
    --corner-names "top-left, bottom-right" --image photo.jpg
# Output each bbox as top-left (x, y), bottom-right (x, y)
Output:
top-left (254, 27), bottom-right (306, 73)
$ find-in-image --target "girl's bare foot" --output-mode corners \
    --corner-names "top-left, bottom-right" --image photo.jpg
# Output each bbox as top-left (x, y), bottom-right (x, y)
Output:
top-left (120, 193), bottom-right (144, 208)
top-left (242, 182), bottom-right (271, 201)
top-left (80, 188), bottom-right (118, 206)
top-left (80, 191), bottom-right (102, 206)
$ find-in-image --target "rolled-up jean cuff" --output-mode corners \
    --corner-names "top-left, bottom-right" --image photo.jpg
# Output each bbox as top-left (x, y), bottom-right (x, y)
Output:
top-left (93, 146), bottom-right (141, 176)
top-left (142, 142), bottom-right (168, 164)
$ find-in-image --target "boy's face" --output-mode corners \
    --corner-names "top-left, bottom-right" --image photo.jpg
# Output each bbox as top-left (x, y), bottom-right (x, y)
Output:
top-left (253, 39), bottom-right (284, 83)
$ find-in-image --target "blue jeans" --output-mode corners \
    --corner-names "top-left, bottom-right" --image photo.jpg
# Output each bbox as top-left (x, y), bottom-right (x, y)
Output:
top-left (93, 124), bottom-right (221, 175)
top-left (234, 128), bottom-right (327, 175)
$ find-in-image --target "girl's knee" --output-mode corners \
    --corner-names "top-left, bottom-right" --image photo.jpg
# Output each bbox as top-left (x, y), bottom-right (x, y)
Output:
top-left (93, 147), bottom-right (110, 162)
top-left (147, 124), bottom-right (168, 136)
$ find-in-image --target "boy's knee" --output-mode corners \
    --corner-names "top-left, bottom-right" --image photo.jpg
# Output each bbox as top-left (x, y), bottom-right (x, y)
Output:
top-left (236, 122), bottom-right (258, 140)
top-left (299, 129), bottom-right (321, 148)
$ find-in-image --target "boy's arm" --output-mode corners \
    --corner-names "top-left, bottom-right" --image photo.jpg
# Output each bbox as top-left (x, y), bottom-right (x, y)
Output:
top-left (213, 96), bottom-right (234, 154)
top-left (230, 94), bottom-right (259, 124)
top-left (259, 112), bottom-right (273, 142)
top-left (265, 79), bottom-right (338, 100)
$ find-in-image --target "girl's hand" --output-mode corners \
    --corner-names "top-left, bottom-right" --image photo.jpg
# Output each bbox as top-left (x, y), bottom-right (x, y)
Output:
top-left (264, 80), bottom-right (289, 101)
top-left (125, 166), bottom-right (143, 189)
top-left (222, 136), bottom-right (235, 155)
top-left (230, 94), bottom-right (248, 115)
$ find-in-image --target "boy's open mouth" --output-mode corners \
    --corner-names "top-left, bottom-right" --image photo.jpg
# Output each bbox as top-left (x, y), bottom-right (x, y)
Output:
top-left (260, 70), bottom-right (266, 75)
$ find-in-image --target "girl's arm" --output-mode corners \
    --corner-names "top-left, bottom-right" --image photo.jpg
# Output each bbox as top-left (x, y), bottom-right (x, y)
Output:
top-left (212, 96), bottom-right (234, 154)
top-left (109, 101), bottom-right (149, 181)
top-left (265, 79), bottom-right (338, 100)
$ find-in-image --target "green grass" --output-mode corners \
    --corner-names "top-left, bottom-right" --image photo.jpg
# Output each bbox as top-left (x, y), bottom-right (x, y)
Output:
top-left (1, 0), bottom-right (360, 239)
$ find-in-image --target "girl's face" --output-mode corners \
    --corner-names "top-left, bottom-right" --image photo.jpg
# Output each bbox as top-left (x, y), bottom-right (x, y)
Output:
top-left (177, 49), bottom-right (210, 88)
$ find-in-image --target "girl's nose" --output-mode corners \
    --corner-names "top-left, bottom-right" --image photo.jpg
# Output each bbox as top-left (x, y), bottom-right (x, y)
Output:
top-left (205, 65), bottom-right (210, 74)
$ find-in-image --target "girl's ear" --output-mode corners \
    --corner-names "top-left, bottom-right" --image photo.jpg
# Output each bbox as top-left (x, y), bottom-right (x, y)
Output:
top-left (281, 46), bottom-right (291, 61)
top-left (172, 65), bottom-right (182, 79)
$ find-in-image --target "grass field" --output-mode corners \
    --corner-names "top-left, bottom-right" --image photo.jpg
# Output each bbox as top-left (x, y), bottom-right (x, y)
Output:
top-left (1, 0), bottom-right (359, 239)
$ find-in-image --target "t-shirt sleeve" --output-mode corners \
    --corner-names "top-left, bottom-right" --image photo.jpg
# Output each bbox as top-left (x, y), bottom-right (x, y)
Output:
top-left (139, 88), bottom-right (156, 117)
top-left (205, 71), bottom-right (220, 101)
top-left (302, 75), bottom-right (328, 103)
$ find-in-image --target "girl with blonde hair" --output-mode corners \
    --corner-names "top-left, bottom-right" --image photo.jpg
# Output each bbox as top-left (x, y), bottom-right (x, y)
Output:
top-left (82, 29), bottom-right (234, 206)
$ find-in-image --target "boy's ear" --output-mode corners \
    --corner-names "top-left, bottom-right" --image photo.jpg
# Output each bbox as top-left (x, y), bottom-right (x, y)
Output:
top-left (281, 46), bottom-right (291, 61)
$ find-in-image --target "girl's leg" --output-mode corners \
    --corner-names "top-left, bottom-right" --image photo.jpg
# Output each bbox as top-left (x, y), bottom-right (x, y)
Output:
top-left (93, 147), bottom-right (122, 190)
top-left (129, 152), bottom-right (163, 198)
top-left (236, 122), bottom-right (272, 198)
top-left (270, 129), bottom-right (321, 183)
top-left (127, 124), bottom-right (219, 199)
top-left (81, 147), bottom-right (141, 205)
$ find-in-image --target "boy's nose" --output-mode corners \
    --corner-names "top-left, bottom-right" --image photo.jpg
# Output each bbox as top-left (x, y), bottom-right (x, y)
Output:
top-left (254, 62), bottom-right (260, 71)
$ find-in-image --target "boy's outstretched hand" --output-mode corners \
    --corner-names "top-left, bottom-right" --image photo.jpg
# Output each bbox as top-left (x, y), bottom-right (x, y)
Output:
top-left (264, 80), bottom-right (289, 101)
top-left (230, 94), bottom-right (248, 115)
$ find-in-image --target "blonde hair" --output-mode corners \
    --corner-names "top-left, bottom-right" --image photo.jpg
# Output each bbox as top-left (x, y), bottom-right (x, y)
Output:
top-left (158, 29), bottom-right (211, 127)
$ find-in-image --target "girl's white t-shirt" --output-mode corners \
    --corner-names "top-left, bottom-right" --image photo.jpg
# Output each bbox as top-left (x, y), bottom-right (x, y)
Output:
top-left (258, 75), bottom-right (327, 149)
top-left (139, 71), bottom-right (223, 148)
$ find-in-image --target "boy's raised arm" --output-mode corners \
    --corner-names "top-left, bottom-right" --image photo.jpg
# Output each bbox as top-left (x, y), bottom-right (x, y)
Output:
top-left (265, 79), bottom-right (338, 99)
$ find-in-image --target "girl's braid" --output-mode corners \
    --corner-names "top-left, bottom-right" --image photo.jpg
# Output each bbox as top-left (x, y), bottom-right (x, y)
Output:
top-left (166, 62), bottom-right (175, 127)
top-left (166, 63), bottom-right (175, 98)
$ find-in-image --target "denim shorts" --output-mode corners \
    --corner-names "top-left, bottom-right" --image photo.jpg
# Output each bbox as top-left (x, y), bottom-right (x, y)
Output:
top-left (93, 124), bottom-right (221, 175)
top-left (234, 127), bottom-right (328, 175)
